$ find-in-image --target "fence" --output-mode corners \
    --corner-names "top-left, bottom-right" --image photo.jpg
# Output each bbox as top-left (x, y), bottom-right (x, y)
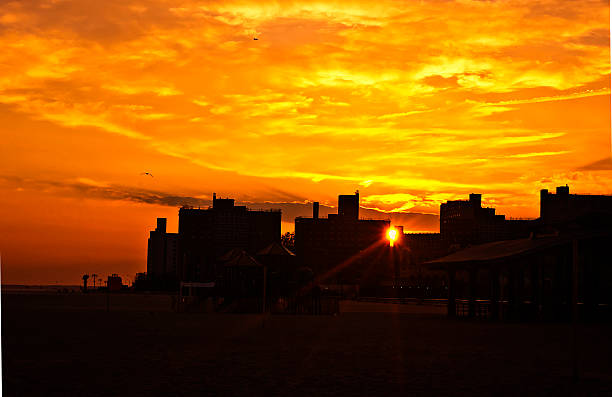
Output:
top-left (271, 296), bottom-right (340, 315)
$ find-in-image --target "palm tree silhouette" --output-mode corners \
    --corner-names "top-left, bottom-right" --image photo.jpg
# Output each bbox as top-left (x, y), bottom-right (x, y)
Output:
top-left (91, 274), bottom-right (98, 289)
top-left (82, 274), bottom-right (89, 292)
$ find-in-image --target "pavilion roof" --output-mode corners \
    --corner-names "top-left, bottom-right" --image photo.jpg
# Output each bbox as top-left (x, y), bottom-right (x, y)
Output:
top-left (221, 249), bottom-right (263, 267)
top-left (425, 236), bottom-right (564, 268)
top-left (256, 242), bottom-right (295, 256)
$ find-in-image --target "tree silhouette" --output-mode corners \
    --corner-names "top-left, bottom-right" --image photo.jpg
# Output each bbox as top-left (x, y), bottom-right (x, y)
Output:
top-left (82, 274), bottom-right (89, 292)
top-left (91, 273), bottom-right (98, 288)
top-left (281, 232), bottom-right (295, 253)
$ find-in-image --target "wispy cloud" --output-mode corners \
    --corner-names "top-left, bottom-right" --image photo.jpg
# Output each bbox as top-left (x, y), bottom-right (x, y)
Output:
top-left (505, 151), bottom-right (570, 159)
top-left (0, 175), bottom-right (441, 231)
top-left (578, 156), bottom-right (612, 171)
top-left (480, 88), bottom-right (611, 109)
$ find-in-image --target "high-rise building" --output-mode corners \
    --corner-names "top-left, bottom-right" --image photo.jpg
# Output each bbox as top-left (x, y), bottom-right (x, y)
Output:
top-left (338, 191), bottom-right (359, 220)
top-left (540, 185), bottom-right (612, 225)
top-left (146, 218), bottom-right (178, 283)
top-left (295, 192), bottom-right (390, 283)
top-left (178, 194), bottom-right (281, 282)
top-left (440, 193), bottom-right (532, 245)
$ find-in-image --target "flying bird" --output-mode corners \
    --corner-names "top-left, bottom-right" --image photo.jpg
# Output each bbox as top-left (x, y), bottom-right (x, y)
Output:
top-left (141, 172), bottom-right (154, 177)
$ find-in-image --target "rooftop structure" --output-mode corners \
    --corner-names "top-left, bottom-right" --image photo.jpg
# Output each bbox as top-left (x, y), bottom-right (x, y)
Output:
top-left (337, 191), bottom-right (359, 220)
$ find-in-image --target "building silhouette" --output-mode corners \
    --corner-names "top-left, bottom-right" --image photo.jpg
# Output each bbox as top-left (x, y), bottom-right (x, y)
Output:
top-left (540, 185), bottom-right (612, 225)
top-left (178, 194), bottom-right (281, 282)
top-left (146, 218), bottom-right (179, 287)
top-left (337, 192), bottom-right (359, 219)
top-left (440, 193), bottom-right (533, 245)
top-left (408, 186), bottom-right (612, 259)
top-left (400, 187), bottom-right (608, 296)
top-left (143, 184), bottom-right (611, 308)
top-left (427, 185), bottom-right (612, 320)
top-left (107, 274), bottom-right (123, 291)
top-left (403, 233), bottom-right (447, 266)
top-left (410, 185), bottom-right (612, 262)
top-left (403, 193), bottom-right (534, 274)
top-left (295, 192), bottom-right (390, 284)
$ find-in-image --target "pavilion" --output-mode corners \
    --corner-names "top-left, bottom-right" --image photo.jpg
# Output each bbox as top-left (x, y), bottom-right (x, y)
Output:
top-left (426, 230), bottom-right (611, 321)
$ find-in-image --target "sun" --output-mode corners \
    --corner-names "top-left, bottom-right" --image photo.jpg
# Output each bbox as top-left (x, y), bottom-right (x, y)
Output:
top-left (387, 227), bottom-right (398, 247)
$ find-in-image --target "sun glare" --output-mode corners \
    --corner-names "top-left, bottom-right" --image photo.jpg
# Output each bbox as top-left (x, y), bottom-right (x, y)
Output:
top-left (387, 227), bottom-right (397, 247)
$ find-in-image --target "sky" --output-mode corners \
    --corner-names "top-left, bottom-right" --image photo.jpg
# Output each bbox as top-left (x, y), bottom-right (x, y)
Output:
top-left (0, 0), bottom-right (610, 284)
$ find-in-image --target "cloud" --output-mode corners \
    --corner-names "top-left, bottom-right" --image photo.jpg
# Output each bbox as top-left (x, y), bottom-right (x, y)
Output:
top-left (479, 88), bottom-right (611, 108)
top-left (571, 28), bottom-right (610, 47)
top-left (505, 151), bottom-right (570, 159)
top-left (0, 0), bottom-right (610, 247)
top-left (0, 175), bottom-right (441, 231)
top-left (578, 156), bottom-right (612, 171)
top-left (1, 175), bottom-right (210, 207)
top-left (421, 74), bottom-right (460, 89)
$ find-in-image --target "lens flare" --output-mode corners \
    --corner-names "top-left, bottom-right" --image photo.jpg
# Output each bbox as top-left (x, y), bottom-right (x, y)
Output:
top-left (387, 227), bottom-right (397, 246)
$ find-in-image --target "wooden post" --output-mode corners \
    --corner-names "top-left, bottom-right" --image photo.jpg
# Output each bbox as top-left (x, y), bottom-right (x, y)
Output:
top-left (582, 239), bottom-right (595, 320)
top-left (468, 268), bottom-right (476, 318)
top-left (572, 239), bottom-right (579, 382)
top-left (528, 263), bottom-right (536, 321)
top-left (447, 267), bottom-right (456, 318)
top-left (178, 282), bottom-right (183, 313)
top-left (507, 267), bottom-right (516, 321)
top-left (516, 266), bottom-right (524, 321)
top-left (533, 257), bottom-right (543, 321)
top-left (490, 268), bottom-right (500, 321)
top-left (262, 265), bottom-right (267, 314)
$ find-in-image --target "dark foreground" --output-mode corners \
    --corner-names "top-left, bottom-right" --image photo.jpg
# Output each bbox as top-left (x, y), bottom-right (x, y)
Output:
top-left (3, 293), bottom-right (612, 396)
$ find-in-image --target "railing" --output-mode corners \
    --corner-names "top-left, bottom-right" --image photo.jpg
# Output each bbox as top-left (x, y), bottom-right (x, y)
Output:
top-left (455, 299), bottom-right (491, 319)
top-left (357, 297), bottom-right (447, 306)
top-left (270, 296), bottom-right (340, 315)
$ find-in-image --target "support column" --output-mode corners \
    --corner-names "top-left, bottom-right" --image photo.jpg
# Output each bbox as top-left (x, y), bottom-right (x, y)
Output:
top-left (507, 267), bottom-right (517, 321)
top-left (447, 267), bottom-right (456, 318)
top-left (531, 260), bottom-right (541, 321)
top-left (490, 268), bottom-right (500, 321)
top-left (516, 266), bottom-right (524, 321)
top-left (468, 268), bottom-right (477, 318)
top-left (572, 239), bottom-right (579, 322)
top-left (582, 239), bottom-right (596, 321)
top-left (572, 238), bottom-right (580, 381)
top-left (561, 245), bottom-right (573, 321)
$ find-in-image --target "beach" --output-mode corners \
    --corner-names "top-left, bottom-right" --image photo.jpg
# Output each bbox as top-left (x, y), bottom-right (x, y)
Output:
top-left (2, 291), bottom-right (611, 396)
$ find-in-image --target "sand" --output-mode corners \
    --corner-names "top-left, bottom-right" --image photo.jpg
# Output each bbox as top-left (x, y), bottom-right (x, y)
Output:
top-left (2, 292), bottom-right (611, 396)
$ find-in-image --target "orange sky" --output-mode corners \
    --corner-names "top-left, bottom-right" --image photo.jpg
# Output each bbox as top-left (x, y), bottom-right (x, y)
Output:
top-left (1, 0), bottom-right (610, 285)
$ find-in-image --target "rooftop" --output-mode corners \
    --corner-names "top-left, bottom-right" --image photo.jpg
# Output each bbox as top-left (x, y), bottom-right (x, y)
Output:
top-left (425, 235), bottom-right (563, 268)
